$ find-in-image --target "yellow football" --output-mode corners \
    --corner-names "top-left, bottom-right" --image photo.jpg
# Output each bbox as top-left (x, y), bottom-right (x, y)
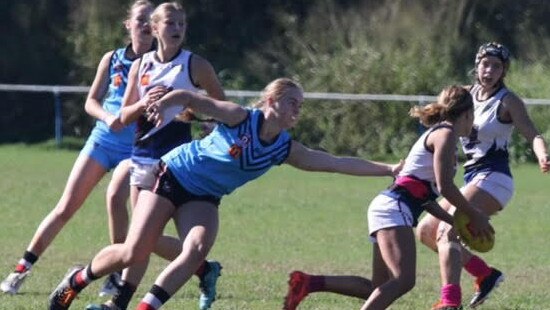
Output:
top-left (453, 210), bottom-right (494, 253)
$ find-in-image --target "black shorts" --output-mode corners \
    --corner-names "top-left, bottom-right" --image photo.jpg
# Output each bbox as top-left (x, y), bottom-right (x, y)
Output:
top-left (152, 161), bottom-right (221, 208)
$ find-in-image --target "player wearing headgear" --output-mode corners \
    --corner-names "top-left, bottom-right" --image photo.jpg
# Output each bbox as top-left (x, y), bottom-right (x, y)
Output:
top-left (417, 42), bottom-right (550, 309)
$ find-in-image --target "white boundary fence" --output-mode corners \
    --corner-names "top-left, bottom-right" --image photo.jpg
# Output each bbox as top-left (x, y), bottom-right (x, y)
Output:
top-left (3, 83), bottom-right (550, 146)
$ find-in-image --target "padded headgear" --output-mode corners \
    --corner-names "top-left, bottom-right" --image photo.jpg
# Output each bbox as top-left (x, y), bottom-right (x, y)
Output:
top-left (475, 42), bottom-right (511, 66)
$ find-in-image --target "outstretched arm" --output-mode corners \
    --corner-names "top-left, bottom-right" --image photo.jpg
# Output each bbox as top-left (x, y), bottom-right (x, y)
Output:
top-left (285, 141), bottom-right (402, 176)
top-left (147, 90), bottom-right (247, 127)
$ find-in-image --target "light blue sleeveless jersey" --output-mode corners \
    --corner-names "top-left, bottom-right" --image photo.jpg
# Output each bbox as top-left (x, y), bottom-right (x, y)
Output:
top-left (162, 109), bottom-right (292, 197)
top-left (88, 46), bottom-right (138, 152)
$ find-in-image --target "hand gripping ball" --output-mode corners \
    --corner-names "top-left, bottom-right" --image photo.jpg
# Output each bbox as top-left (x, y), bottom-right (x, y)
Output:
top-left (453, 210), bottom-right (494, 253)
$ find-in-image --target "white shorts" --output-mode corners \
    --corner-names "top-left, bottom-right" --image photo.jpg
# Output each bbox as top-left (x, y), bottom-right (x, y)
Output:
top-left (367, 194), bottom-right (414, 243)
top-left (462, 171), bottom-right (514, 209)
top-left (130, 160), bottom-right (161, 190)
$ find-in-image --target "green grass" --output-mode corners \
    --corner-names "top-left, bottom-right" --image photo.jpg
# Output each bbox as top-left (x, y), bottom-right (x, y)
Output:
top-left (0, 143), bottom-right (549, 309)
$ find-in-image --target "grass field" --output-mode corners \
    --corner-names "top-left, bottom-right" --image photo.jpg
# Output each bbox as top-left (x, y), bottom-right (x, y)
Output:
top-left (0, 143), bottom-right (549, 309)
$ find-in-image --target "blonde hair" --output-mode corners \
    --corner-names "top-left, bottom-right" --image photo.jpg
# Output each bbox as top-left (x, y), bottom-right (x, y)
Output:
top-left (410, 85), bottom-right (473, 127)
top-left (126, 0), bottom-right (154, 21)
top-left (151, 2), bottom-right (185, 24)
top-left (252, 78), bottom-right (303, 108)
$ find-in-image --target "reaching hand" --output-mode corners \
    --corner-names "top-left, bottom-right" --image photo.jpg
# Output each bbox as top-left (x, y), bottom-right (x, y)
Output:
top-left (391, 159), bottom-right (405, 176)
top-left (104, 114), bottom-right (124, 132)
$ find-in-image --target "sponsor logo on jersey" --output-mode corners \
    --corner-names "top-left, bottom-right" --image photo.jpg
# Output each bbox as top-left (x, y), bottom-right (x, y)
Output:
top-left (228, 134), bottom-right (252, 159)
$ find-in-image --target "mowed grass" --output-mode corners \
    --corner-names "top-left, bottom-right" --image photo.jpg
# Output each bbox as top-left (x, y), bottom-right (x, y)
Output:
top-left (0, 143), bottom-right (549, 309)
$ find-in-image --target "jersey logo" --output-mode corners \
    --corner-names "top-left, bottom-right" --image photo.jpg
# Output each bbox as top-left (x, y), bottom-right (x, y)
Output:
top-left (140, 74), bottom-right (150, 86)
top-left (113, 74), bottom-right (123, 87)
top-left (228, 134), bottom-right (251, 159)
top-left (464, 125), bottom-right (481, 149)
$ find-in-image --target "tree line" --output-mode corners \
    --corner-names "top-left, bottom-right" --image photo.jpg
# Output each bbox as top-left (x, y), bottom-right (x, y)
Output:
top-left (2, 0), bottom-right (550, 162)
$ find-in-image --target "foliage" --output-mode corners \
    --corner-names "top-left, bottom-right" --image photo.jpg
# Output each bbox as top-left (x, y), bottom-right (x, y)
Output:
top-left (241, 1), bottom-right (550, 160)
top-left (3, 0), bottom-right (550, 162)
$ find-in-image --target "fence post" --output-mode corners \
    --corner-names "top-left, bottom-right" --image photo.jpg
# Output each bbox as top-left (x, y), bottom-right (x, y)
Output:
top-left (53, 87), bottom-right (62, 147)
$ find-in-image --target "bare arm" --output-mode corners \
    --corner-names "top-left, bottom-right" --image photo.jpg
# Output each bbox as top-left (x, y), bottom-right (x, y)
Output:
top-left (84, 51), bottom-right (124, 130)
top-left (503, 92), bottom-right (549, 173)
top-left (147, 90), bottom-right (248, 127)
top-left (423, 200), bottom-right (454, 225)
top-left (190, 54), bottom-right (225, 100)
top-left (285, 141), bottom-right (401, 176)
top-left (430, 128), bottom-right (493, 237)
top-left (120, 61), bottom-right (145, 125)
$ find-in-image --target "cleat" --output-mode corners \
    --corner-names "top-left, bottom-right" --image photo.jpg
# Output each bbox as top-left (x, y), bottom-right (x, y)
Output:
top-left (199, 261), bottom-right (223, 310)
top-left (469, 268), bottom-right (504, 308)
top-left (86, 300), bottom-right (121, 310)
top-left (48, 266), bottom-right (83, 310)
top-left (283, 271), bottom-right (311, 310)
top-left (99, 271), bottom-right (122, 297)
top-left (432, 300), bottom-right (463, 310)
top-left (1, 270), bottom-right (30, 295)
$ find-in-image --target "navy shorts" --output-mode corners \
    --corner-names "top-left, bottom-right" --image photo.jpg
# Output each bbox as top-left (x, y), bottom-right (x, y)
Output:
top-left (152, 162), bottom-right (221, 208)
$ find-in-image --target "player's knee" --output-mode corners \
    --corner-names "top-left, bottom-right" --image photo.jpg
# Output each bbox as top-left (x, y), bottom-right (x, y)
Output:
top-left (53, 202), bottom-right (79, 223)
top-left (386, 276), bottom-right (415, 297)
top-left (398, 276), bottom-right (415, 294)
top-left (106, 188), bottom-right (128, 209)
top-left (435, 224), bottom-right (460, 250)
top-left (186, 240), bottom-right (212, 260)
top-left (416, 220), bottom-right (437, 251)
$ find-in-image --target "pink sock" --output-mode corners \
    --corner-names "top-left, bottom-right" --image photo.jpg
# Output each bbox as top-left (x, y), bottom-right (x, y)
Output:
top-left (441, 283), bottom-right (461, 306)
top-left (464, 255), bottom-right (491, 279)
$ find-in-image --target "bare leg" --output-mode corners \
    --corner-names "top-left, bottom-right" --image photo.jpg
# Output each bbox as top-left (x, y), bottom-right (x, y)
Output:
top-left (106, 159), bottom-right (131, 244)
top-left (362, 226), bottom-right (416, 310)
top-left (313, 275), bottom-right (373, 299)
top-left (147, 201), bottom-right (218, 296)
top-left (422, 183), bottom-right (504, 307)
top-left (28, 154), bottom-right (107, 255)
top-left (416, 198), bottom-right (454, 252)
top-left (435, 219), bottom-right (462, 286)
top-left (120, 185), bottom-right (183, 287)
top-left (90, 191), bottom-right (174, 279)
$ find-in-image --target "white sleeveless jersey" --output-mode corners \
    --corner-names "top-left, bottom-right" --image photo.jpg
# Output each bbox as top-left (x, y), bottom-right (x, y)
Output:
top-left (460, 84), bottom-right (513, 169)
top-left (132, 50), bottom-right (198, 161)
top-left (137, 49), bottom-right (198, 97)
top-left (399, 124), bottom-right (455, 184)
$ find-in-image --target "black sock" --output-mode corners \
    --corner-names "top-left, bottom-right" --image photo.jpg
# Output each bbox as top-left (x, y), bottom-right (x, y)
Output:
top-left (112, 281), bottom-right (137, 309)
top-left (145, 284), bottom-right (170, 305)
top-left (15, 251), bottom-right (39, 273)
top-left (23, 251), bottom-right (38, 264)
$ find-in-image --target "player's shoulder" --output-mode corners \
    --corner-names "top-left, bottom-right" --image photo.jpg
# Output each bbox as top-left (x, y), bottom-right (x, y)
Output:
top-left (501, 88), bottom-right (524, 107)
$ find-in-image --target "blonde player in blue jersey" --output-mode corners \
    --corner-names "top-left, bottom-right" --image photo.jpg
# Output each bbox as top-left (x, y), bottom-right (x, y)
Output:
top-left (416, 42), bottom-right (550, 309)
top-left (84, 3), bottom-right (225, 310)
top-left (283, 86), bottom-right (494, 310)
top-left (0, 0), bottom-right (155, 297)
top-left (47, 77), bottom-right (404, 310)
